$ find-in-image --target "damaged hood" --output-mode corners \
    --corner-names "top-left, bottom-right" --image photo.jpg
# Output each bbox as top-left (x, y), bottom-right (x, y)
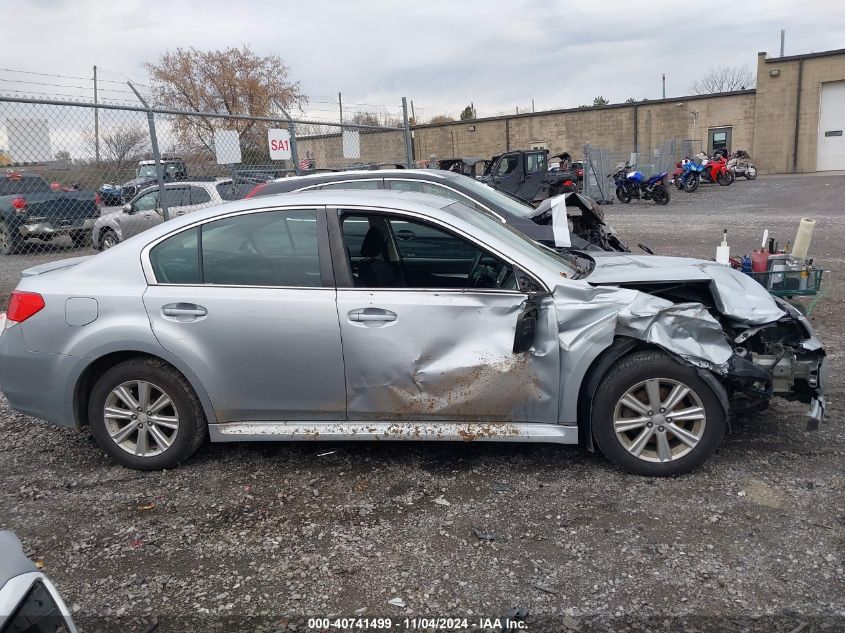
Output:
top-left (584, 252), bottom-right (786, 325)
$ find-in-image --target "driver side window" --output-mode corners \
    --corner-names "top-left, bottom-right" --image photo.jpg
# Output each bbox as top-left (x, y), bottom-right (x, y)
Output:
top-left (133, 191), bottom-right (158, 212)
top-left (340, 212), bottom-right (517, 291)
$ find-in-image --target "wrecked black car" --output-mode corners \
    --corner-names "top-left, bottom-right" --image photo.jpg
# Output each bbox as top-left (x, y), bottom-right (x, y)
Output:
top-left (245, 168), bottom-right (630, 253)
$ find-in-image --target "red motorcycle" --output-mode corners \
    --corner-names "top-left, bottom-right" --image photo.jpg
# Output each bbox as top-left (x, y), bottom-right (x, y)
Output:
top-left (698, 152), bottom-right (735, 186)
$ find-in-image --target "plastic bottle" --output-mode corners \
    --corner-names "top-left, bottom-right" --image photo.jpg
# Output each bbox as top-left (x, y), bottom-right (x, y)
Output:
top-left (715, 229), bottom-right (730, 265)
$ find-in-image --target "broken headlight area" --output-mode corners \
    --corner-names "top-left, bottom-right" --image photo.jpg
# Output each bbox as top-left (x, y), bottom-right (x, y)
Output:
top-left (726, 306), bottom-right (826, 427)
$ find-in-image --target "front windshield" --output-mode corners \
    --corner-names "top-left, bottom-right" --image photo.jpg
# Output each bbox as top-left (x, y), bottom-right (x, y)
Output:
top-left (138, 165), bottom-right (157, 178)
top-left (444, 201), bottom-right (578, 278)
top-left (451, 176), bottom-right (534, 219)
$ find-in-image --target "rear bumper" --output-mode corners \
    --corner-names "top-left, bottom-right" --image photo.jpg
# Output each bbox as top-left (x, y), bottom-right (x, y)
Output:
top-left (0, 325), bottom-right (82, 428)
top-left (17, 217), bottom-right (96, 238)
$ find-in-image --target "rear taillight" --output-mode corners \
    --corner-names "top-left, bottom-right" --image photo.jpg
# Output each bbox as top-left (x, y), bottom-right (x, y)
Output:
top-left (95, 192), bottom-right (102, 206)
top-left (7, 291), bottom-right (44, 324)
top-left (11, 197), bottom-right (26, 213)
top-left (244, 183), bottom-right (267, 199)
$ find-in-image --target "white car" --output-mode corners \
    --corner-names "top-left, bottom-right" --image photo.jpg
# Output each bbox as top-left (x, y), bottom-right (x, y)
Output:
top-left (91, 179), bottom-right (241, 250)
top-left (0, 531), bottom-right (78, 632)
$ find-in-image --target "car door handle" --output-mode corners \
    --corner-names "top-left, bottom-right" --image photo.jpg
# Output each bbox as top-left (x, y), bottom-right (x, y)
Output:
top-left (348, 308), bottom-right (396, 322)
top-left (162, 303), bottom-right (207, 319)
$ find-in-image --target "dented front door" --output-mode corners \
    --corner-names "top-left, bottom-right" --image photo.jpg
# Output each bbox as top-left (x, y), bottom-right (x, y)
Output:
top-left (336, 288), bottom-right (560, 423)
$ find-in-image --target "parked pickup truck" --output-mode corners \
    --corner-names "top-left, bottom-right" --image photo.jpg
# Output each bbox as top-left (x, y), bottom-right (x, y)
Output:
top-left (0, 172), bottom-right (99, 255)
top-left (479, 149), bottom-right (578, 204)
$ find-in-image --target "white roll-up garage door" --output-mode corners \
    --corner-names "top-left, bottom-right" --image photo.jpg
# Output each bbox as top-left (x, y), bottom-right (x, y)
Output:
top-left (817, 80), bottom-right (845, 171)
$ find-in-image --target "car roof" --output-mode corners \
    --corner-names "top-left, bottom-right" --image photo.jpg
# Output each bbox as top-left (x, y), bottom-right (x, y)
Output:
top-left (267, 168), bottom-right (464, 189)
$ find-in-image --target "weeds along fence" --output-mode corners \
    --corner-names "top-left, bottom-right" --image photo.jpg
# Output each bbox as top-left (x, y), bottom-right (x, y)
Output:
top-left (0, 94), bottom-right (413, 306)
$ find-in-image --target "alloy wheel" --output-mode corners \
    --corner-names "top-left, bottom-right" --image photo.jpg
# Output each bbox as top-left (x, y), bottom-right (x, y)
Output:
top-left (103, 380), bottom-right (179, 457)
top-left (612, 378), bottom-right (706, 463)
top-left (102, 232), bottom-right (118, 249)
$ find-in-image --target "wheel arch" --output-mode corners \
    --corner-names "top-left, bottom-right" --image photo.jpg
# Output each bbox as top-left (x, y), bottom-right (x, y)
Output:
top-left (73, 348), bottom-right (218, 428)
top-left (576, 337), bottom-right (729, 451)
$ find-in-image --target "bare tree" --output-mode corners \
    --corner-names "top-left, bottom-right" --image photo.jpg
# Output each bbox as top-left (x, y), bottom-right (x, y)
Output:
top-left (690, 65), bottom-right (755, 94)
top-left (93, 126), bottom-right (149, 170)
top-left (428, 114), bottom-right (455, 124)
top-left (145, 46), bottom-right (305, 154)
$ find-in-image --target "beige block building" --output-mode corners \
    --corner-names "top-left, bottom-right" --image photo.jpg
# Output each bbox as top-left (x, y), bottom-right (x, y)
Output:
top-left (411, 47), bottom-right (845, 175)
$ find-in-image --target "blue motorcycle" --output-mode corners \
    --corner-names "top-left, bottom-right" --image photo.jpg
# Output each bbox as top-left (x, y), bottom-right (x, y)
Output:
top-left (673, 158), bottom-right (705, 193)
top-left (610, 164), bottom-right (671, 205)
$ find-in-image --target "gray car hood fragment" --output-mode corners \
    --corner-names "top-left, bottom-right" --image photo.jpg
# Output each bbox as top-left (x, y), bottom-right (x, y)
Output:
top-left (584, 252), bottom-right (786, 325)
top-left (550, 283), bottom-right (734, 384)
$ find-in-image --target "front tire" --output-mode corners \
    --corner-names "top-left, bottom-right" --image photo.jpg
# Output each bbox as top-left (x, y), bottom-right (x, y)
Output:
top-left (684, 173), bottom-right (700, 193)
top-left (99, 228), bottom-right (119, 250)
top-left (592, 350), bottom-right (726, 476)
top-left (717, 171), bottom-right (734, 186)
top-left (616, 185), bottom-right (632, 204)
top-left (89, 358), bottom-right (207, 470)
top-left (744, 165), bottom-right (758, 180)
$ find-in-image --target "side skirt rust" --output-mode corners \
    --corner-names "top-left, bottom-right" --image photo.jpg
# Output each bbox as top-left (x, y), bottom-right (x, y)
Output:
top-left (209, 421), bottom-right (579, 444)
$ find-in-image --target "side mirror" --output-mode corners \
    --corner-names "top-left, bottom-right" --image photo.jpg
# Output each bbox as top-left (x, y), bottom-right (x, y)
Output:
top-left (513, 303), bottom-right (538, 353)
top-left (122, 203), bottom-right (132, 213)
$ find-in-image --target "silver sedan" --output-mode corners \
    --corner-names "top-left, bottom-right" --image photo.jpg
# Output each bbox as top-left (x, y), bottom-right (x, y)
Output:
top-left (0, 191), bottom-right (826, 475)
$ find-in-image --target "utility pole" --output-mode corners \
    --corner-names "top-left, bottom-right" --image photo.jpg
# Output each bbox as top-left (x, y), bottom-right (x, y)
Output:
top-left (532, 98), bottom-right (535, 113)
top-left (93, 65), bottom-right (100, 164)
top-left (780, 29), bottom-right (785, 56)
top-left (127, 82), bottom-right (168, 220)
top-left (410, 99), bottom-right (416, 124)
top-left (662, 74), bottom-right (666, 100)
top-left (338, 92), bottom-right (343, 124)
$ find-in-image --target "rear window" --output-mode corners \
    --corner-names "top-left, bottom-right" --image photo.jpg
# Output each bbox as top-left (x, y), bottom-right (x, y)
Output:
top-left (0, 175), bottom-right (51, 195)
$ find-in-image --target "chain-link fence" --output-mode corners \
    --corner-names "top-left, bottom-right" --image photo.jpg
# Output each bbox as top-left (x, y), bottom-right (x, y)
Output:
top-left (0, 94), bottom-right (412, 307)
top-left (582, 138), bottom-right (681, 203)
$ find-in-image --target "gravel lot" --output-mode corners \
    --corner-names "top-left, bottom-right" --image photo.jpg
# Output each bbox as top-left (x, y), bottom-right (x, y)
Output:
top-left (1, 174), bottom-right (843, 632)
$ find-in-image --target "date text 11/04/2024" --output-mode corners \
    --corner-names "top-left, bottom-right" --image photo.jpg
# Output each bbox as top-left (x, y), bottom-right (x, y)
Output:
top-left (307, 617), bottom-right (528, 630)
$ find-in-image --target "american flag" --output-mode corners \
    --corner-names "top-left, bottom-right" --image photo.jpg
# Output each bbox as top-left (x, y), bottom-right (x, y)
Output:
top-left (299, 158), bottom-right (310, 170)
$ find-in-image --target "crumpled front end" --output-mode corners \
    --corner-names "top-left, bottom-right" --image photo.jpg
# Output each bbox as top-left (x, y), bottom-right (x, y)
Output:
top-left (551, 281), bottom-right (825, 428)
top-left (726, 297), bottom-right (826, 427)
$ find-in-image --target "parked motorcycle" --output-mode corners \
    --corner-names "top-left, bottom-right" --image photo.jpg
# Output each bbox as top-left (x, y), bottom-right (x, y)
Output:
top-left (727, 150), bottom-right (758, 180)
top-left (672, 158), bottom-right (705, 193)
top-left (697, 152), bottom-right (735, 186)
top-left (610, 164), bottom-right (671, 205)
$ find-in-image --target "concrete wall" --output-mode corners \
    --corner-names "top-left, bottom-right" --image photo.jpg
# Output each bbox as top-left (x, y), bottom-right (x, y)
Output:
top-left (412, 91), bottom-right (756, 165)
top-left (753, 50), bottom-right (845, 173)
top-left (297, 129), bottom-right (407, 168)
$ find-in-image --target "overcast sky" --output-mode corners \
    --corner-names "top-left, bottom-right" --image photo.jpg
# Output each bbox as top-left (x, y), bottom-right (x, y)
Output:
top-left (6, 0), bottom-right (845, 121)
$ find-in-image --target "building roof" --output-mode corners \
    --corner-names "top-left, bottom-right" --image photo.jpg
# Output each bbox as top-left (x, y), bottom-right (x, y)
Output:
top-left (761, 48), bottom-right (845, 63)
top-left (410, 90), bottom-right (757, 130)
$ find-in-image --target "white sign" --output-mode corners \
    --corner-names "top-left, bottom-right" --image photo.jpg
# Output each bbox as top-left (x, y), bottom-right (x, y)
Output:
top-left (214, 130), bottom-right (242, 165)
top-left (6, 119), bottom-right (51, 163)
top-left (342, 130), bottom-right (361, 159)
top-left (551, 197), bottom-right (571, 247)
top-left (268, 128), bottom-right (292, 160)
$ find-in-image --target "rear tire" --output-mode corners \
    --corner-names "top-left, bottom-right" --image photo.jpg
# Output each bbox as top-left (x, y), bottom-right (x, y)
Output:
top-left (717, 171), bottom-right (734, 186)
top-left (650, 183), bottom-right (670, 205)
top-left (0, 221), bottom-right (22, 255)
top-left (592, 350), bottom-right (726, 476)
top-left (89, 358), bottom-right (207, 470)
top-left (71, 231), bottom-right (92, 248)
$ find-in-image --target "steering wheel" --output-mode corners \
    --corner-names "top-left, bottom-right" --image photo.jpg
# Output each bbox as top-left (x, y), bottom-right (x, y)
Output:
top-left (469, 251), bottom-right (505, 288)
